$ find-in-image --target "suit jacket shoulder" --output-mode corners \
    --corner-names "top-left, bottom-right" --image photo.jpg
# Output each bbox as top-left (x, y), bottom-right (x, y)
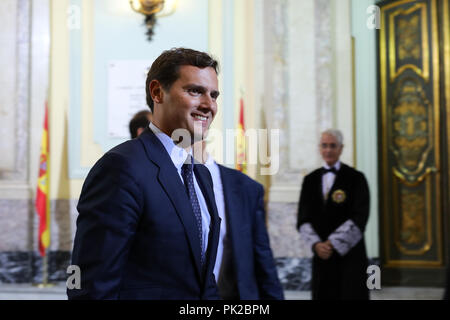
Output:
top-left (303, 167), bottom-right (323, 182)
top-left (218, 165), bottom-right (263, 194)
top-left (91, 136), bottom-right (153, 178)
top-left (338, 163), bottom-right (368, 185)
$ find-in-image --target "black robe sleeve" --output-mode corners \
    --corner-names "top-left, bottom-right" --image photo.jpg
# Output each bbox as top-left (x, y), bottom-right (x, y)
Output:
top-left (296, 175), bottom-right (314, 230)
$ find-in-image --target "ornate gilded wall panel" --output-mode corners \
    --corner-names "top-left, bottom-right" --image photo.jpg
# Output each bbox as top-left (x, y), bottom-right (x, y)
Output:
top-left (444, 0), bottom-right (450, 233)
top-left (379, 0), bottom-right (445, 269)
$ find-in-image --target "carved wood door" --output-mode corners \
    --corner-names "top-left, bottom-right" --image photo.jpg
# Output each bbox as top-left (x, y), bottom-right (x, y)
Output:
top-left (378, 0), bottom-right (450, 285)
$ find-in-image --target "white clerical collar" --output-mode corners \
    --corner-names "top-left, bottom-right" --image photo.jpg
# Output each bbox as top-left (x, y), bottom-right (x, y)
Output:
top-left (149, 122), bottom-right (190, 170)
top-left (323, 160), bottom-right (341, 171)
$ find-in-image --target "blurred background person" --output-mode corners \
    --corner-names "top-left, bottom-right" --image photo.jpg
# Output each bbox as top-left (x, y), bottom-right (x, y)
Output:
top-left (129, 110), bottom-right (152, 138)
top-left (197, 141), bottom-right (284, 300)
top-left (296, 129), bottom-right (370, 300)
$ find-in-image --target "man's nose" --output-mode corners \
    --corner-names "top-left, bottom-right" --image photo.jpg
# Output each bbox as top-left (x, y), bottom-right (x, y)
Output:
top-left (199, 94), bottom-right (215, 111)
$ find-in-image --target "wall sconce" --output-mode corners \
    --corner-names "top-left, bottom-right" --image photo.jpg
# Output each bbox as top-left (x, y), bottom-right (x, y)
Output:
top-left (130, 0), bottom-right (178, 41)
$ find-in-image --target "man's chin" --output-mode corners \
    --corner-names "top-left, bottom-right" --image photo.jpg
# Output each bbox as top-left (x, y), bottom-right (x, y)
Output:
top-left (192, 130), bottom-right (206, 142)
top-left (192, 123), bottom-right (209, 141)
top-left (325, 160), bottom-right (337, 166)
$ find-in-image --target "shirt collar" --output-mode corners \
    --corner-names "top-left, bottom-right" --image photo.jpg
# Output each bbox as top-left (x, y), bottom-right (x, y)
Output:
top-left (204, 153), bottom-right (215, 166)
top-left (149, 122), bottom-right (190, 170)
top-left (323, 160), bottom-right (341, 171)
top-left (204, 154), bottom-right (220, 175)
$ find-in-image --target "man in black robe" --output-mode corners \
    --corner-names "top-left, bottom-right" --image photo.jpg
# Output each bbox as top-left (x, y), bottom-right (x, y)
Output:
top-left (296, 129), bottom-right (370, 300)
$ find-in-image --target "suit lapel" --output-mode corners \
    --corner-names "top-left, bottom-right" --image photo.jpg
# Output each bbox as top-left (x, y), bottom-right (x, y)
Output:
top-left (315, 171), bottom-right (326, 205)
top-left (138, 129), bottom-right (202, 280)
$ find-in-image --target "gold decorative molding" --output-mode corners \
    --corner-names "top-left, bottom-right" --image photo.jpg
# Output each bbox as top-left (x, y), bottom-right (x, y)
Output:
top-left (393, 174), bottom-right (432, 255)
top-left (444, 0), bottom-right (450, 192)
top-left (380, 0), bottom-right (443, 268)
top-left (388, 2), bottom-right (430, 82)
top-left (389, 78), bottom-right (433, 179)
top-left (393, 166), bottom-right (436, 187)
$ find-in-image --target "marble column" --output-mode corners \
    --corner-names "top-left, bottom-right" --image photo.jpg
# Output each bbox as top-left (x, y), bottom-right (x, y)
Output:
top-left (0, 0), bottom-right (73, 284)
top-left (259, 0), bottom-right (338, 290)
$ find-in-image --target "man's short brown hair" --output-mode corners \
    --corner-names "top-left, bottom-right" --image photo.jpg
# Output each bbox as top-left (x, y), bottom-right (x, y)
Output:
top-left (145, 48), bottom-right (219, 112)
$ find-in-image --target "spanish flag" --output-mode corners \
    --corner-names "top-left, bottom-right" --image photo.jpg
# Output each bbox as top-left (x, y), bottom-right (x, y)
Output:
top-left (36, 104), bottom-right (50, 257)
top-left (236, 97), bottom-right (247, 173)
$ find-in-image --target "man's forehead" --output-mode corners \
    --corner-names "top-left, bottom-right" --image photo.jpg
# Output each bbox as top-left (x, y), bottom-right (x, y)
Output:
top-left (320, 134), bottom-right (338, 142)
top-left (178, 65), bottom-right (217, 75)
top-left (177, 66), bottom-right (218, 85)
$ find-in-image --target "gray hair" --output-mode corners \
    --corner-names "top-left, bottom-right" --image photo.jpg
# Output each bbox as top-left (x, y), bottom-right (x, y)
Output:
top-left (321, 129), bottom-right (343, 146)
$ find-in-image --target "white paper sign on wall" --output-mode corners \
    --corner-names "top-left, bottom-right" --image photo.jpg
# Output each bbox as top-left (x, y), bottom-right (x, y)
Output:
top-left (107, 60), bottom-right (153, 138)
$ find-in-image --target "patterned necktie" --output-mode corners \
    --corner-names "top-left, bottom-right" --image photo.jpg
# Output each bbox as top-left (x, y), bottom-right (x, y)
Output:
top-left (181, 156), bottom-right (204, 266)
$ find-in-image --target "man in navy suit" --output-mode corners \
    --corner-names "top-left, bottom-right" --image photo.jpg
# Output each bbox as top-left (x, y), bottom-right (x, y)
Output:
top-left (203, 150), bottom-right (284, 300)
top-left (68, 48), bottom-right (222, 300)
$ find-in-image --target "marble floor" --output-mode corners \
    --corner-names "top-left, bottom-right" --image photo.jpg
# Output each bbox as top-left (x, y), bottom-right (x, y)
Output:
top-left (0, 283), bottom-right (445, 300)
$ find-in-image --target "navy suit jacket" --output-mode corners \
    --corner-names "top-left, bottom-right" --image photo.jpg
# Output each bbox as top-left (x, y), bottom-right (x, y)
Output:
top-left (68, 129), bottom-right (221, 300)
top-left (218, 165), bottom-right (284, 300)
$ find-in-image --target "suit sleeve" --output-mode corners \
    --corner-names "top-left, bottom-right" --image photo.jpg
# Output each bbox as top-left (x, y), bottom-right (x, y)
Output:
top-left (252, 184), bottom-right (285, 300)
top-left (68, 152), bottom-right (143, 300)
top-left (296, 175), bottom-right (322, 250)
top-left (328, 172), bottom-right (370, 256)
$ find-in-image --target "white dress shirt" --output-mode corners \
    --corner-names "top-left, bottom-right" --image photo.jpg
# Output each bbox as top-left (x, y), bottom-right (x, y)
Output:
top-left (322, 160), bottom-right (341, 199)
top-left (149, 122), bottom-right (211, 256)
top-left (204, 155), bottom-right (227, 282)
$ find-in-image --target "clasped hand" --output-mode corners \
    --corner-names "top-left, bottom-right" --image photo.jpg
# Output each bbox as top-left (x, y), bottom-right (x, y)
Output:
top-left (314, 240), bottom-right (333, 260)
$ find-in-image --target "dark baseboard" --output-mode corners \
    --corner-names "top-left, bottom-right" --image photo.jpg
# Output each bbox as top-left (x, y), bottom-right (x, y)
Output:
top-left (0, 251), bottom-right (71, 283)
top-left (275, 257), bottom-right (381, 291)
top-left (382, 266), bottom-right (447, 287)
top-left (1, 252), bottom-right (382, 290)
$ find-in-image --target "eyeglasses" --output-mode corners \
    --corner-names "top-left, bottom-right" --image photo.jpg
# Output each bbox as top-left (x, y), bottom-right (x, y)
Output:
top-left (320, 143), bottom-right (339, 149)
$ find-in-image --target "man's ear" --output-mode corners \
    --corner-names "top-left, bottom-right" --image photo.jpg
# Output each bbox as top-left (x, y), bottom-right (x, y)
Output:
top-left (137, 127), bottom-right (145, 137)
top-left (150, 80), bottom-right (164, 104)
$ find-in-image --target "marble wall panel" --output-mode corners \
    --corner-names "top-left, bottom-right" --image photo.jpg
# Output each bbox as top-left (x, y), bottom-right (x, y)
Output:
top-left (0, 0), bottom-right (18, 172)
top-left (0, 199), bottom-right (77, 252)
top-left (267, 202), bottom-right (312, 258)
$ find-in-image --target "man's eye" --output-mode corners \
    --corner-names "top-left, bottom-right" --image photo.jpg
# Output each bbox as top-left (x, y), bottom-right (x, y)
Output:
top-left (188, 88), bottom-right (201, 95)
top-left (321, 144), bottom-right (337, 149)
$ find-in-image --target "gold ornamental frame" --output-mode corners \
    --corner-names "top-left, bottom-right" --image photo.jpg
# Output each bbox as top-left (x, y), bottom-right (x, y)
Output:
top-left (445, 0), bottom-right (450, 193)
top-left (380, 0), bottom-right (444, 268)
top-left (389, 2), bottom-right (430, 83)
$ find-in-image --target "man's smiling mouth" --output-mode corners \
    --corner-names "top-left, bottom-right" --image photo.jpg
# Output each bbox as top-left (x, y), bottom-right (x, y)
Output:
top-left (193, 114), bottom-right (208, 121)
